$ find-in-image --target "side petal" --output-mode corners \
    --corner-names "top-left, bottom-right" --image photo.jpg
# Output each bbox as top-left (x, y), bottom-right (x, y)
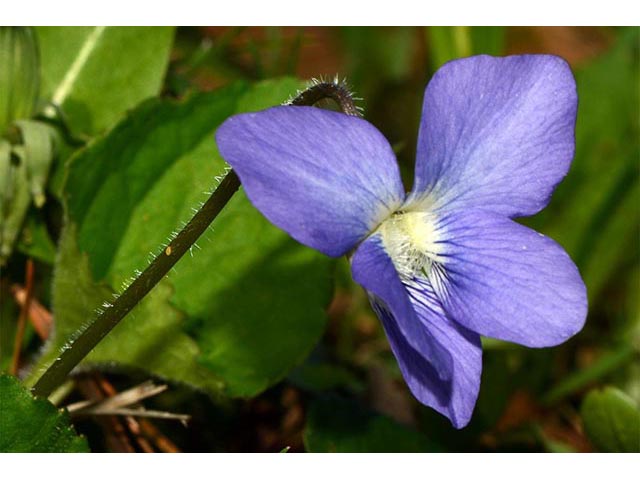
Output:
top-left (216, 106), bottom-right (405, 257)
top-left (410, 55), bottom-right (577, 218)
top-left (352, 235), bottom-right (482, 429)
top-left (433, 209), bottom-right (588, 347)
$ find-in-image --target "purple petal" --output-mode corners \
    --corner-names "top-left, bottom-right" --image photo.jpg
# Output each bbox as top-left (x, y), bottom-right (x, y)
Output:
top-left (351, 235), bottom-right (482, 428)
top-left (410, 55), bottom-right (577, 218)
top-left (216, 106), bottom-right (405, 257)
top-left (433, 209), bottom-right (587, 347)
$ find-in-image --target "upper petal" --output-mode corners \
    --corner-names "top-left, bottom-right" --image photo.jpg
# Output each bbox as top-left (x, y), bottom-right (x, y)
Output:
top-left (216, 106), bottom-right (405, 257)
top-left (432, 209), bottom-right (588, 347)
top-left (410, 55), bottom-right (577, 218)
top-left (351, 234), bottom-right (482, 428)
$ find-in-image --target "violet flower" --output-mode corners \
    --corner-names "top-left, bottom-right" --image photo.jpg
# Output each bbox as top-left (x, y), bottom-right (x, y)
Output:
top-left (216, 55), bottom-right (588, 428)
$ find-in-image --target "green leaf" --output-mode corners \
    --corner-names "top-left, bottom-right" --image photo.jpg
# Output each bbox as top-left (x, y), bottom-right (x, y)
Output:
top-left (0, 27), bottom-right (39, 133)
top-left (0, 374), bottom-right (88, 452)
top-left (581, 386), bottom-right (640, 452)
top-left (36, 27), bottom-right (175, 136)
top-left (288, 363), bottom-right (365, 394)
top-left (15, 120), bottom-right (54, 207)
top-left (0, 140), bottom-right (31, 264)
top-left (0, 120), bottom-right (55, 263)
top-left (304, 395), bottom-right (442, 452)
top-left (43, 227), bottom-right (224, 394)
top-left (17, 208), bottom-right (58, 264)
top-left (30, 78), bottom-right (334, 398)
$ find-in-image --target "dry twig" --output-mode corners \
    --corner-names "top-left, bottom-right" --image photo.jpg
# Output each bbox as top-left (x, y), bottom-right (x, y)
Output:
top-left (10, 259), bottom-right (34, 375)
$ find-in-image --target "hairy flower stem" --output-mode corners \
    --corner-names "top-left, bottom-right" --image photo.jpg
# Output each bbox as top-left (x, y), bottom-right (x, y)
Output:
top-left (31, 80), bottom-right (361, 399)
top-left (31, 172), bottom-right (240, 398)
top-left (290, 80), bottom-right (361, 117)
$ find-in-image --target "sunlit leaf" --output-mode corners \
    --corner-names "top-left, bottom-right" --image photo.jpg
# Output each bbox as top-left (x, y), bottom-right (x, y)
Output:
top-left (36, 27), bottom-right (175, 136)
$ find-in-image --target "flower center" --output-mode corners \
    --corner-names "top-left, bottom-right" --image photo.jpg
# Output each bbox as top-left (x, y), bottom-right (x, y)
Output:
top-left (378, 211), bottom-right (443, 280)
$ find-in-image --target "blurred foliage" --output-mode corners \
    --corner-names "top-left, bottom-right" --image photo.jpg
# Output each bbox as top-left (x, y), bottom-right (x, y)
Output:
top-left (581, 386), bottom-right (640, 452)
top-left (427, 26), bottom-right (505, 69)
top-left (1, 26), bottom-right (639, 452)
top-left (304, 395), bottom-right (441, 452)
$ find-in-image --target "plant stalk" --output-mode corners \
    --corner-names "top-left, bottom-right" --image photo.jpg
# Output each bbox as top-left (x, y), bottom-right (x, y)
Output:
top-left (31, 172), bottom-right (240, 397)
top-left (31, 80), bottom-right (360, 399)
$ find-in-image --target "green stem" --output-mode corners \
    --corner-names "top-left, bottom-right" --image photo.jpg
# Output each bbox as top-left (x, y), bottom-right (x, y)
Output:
top-left (31, 80), bottom-right (361, 399)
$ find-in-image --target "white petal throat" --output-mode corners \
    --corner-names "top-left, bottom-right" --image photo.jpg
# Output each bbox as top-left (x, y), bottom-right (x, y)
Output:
top-left (378, 211), bottom-right (444, 280)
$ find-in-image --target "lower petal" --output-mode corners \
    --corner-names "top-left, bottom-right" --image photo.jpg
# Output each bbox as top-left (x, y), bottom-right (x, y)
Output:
top-left (352, 235), bottom-right (482, 428)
